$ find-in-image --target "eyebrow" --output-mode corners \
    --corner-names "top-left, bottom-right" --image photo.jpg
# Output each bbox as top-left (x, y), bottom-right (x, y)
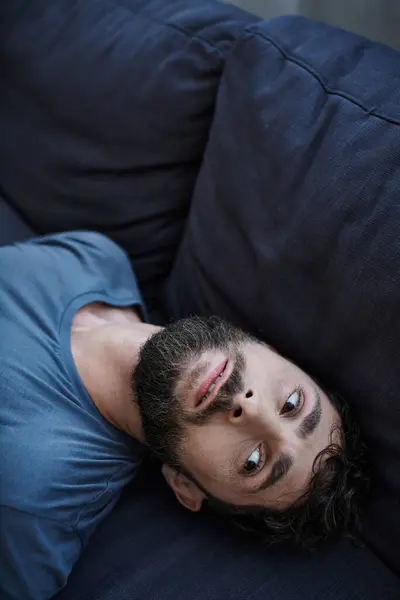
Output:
top-left (253, 453), bottom-right (294, 492)
top-left (296, 392), bottom-right (322, 440)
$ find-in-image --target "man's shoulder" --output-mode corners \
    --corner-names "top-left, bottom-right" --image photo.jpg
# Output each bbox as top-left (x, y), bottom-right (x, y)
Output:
top-left (0, 230), bottom-right (130, 284)
top-left (29, 230), bottom-right (129, 263)
top-left (0, 231), bottom-right (140, 315)
top-left (0, 230), bottom-right (139, 341)
top-left (25, 231), bottom-right (131, 271)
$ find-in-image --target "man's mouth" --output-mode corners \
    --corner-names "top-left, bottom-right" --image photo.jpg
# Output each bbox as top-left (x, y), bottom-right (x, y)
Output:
top-left (195, 358), bottom-right (229, 408)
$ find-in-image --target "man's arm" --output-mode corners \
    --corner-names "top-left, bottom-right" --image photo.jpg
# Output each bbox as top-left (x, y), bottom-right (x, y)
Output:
top-left (0, 505), bottom-right (82, 600)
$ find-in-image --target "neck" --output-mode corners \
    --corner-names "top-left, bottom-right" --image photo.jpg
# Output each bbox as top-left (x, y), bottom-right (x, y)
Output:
top-left (71, 321), bottom-right (161, 441)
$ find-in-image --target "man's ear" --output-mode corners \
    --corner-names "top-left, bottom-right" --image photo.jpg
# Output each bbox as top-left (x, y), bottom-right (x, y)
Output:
top-left (161, 464), bottom-right (205, 512)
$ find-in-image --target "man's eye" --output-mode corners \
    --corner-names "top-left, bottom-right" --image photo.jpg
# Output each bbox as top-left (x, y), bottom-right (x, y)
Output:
top-left (244, 445), bottom-right (262, 474)
top-left (280, 388), bottom-right (303, 416)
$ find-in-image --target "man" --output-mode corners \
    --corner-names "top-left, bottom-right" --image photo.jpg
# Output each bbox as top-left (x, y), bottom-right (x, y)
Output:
top-left (0, 232), bottom-right (368, 600)
top-left (133, 316), bottom-right (368, 545)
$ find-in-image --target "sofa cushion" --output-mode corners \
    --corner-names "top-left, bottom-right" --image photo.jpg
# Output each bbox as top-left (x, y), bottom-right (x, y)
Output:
top-left (0, 0), bottom-right (257, 307)
top-left (0, 194), bottom-right (34, 246)
top-left (55, 461), bottom-right (400, 600)
top-left (164, 16), bottom-right (400, 574)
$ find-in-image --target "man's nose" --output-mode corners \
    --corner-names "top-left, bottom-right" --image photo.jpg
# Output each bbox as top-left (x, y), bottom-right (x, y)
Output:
top-left (228, 387), bottom-right (257, 420)
top-left (228, 386), bottom-right (279, 435)
top-left (228, 389), bottom-right (292, 452)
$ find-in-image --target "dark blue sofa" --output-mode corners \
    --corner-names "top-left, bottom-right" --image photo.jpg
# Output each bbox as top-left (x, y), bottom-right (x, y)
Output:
top-left (1, 1), bottom-right (400, 598)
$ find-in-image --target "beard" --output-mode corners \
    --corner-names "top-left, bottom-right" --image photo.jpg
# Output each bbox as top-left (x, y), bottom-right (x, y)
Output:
top-left (133, 315), bottom-right (250, 467)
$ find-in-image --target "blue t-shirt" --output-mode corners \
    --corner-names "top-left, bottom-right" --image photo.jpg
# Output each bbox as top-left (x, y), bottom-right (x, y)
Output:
top-left (0, 232), bottom-right (148, 600)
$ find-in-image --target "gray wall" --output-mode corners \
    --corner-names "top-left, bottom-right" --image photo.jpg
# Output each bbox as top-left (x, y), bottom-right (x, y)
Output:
top-left (229, 0), bottom-right (400, 50)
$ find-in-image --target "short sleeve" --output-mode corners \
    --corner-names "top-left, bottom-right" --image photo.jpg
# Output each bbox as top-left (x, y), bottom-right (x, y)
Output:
top-left (29, 230), bottom-right (134, 288)
top-left (0, 230), bottom-right (147, 323)
top-left (0, 505), bottom-right (82, 600)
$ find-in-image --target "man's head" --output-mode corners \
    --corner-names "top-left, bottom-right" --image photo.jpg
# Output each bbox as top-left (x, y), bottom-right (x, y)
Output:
top-left (133, 316), bottom-right (368, 545)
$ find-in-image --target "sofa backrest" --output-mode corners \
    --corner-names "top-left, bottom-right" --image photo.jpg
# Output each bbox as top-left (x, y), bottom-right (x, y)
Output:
top-left (165, 15), bottom-right (400, 576)
top-left (0, 0), bottom-right (257, 307)
top-left (0, 194), bottom-right (34, 245)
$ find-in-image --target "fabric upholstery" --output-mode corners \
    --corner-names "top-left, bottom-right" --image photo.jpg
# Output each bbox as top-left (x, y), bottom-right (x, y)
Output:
top-left (0, 194), bottom-right (34, 245)
top-left (0, 0), bottom-right (257, 308)
top-left (2, 3), bottom-right (400, 598)
top-left (165, 16), bottom-right (400, 575)
top-left (55, 462), bottom-right (400, 600)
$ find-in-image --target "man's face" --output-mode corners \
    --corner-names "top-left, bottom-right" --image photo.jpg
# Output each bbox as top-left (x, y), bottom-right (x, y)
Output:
top-left (135, 317), bottom-right (340, 511)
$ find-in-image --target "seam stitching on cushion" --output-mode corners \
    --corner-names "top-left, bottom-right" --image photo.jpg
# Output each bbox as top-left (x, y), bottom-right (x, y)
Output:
top-left (139, 9), bottom-right (227, 60)
top-left (248, 30), bottom-right (400, 126)
top-left (104, 0), bottom-right (227, 61)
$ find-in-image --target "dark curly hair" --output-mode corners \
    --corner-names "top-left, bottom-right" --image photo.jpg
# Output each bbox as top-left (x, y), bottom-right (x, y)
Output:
top-left (133, 316), bottom-right (370, 547)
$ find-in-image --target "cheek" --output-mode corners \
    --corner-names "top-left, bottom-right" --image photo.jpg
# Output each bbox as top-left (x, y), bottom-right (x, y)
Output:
top-left (184, 424), bottom-right (235, 484)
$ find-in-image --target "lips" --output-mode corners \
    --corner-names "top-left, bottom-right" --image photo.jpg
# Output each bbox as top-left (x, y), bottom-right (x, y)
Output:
top-left (195, 358), bottom-right (228, 408)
